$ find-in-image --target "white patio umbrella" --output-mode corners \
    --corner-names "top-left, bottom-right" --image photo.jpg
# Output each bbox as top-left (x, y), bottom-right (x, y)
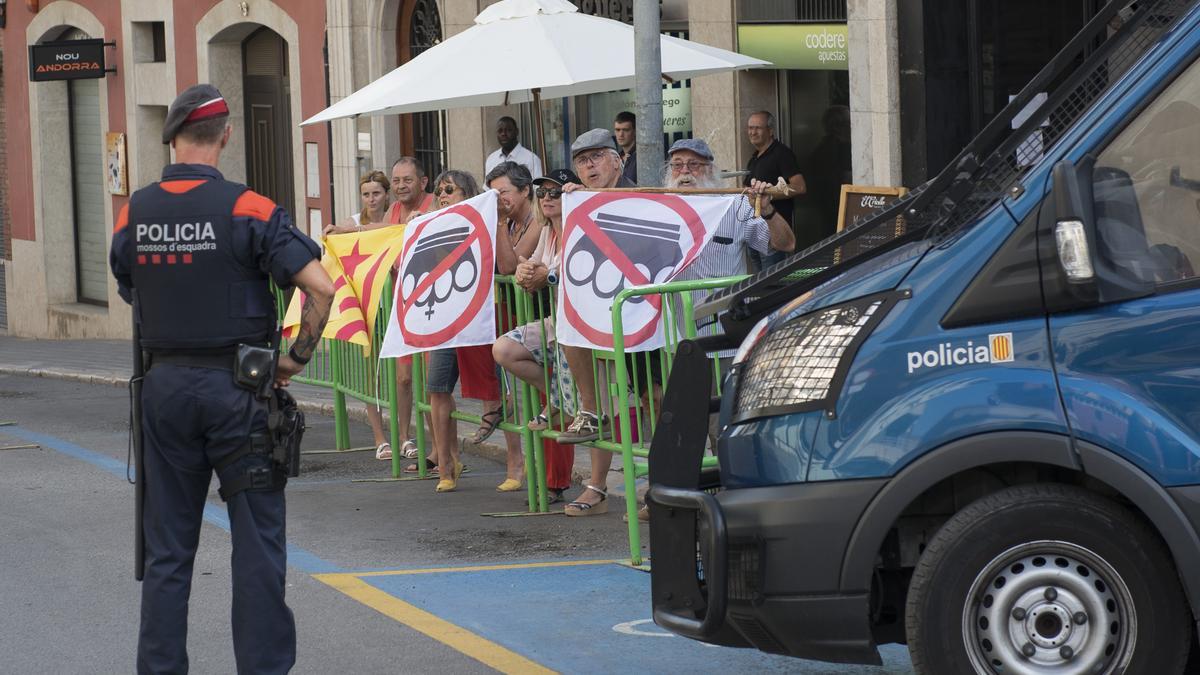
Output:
top-left (302, 0), bottom-right (769, 165)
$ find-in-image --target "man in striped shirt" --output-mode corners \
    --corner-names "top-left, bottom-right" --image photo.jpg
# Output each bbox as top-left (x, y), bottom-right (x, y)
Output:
top-left (671, 138), bottom-right (795, 345)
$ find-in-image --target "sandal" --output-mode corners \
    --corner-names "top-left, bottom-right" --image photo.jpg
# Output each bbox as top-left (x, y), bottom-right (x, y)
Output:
top-left (564, 485), bottom-right (608, 516)
top-left (470, 408), bottom-right (503, 444)
top-left (374, 442), bottom-right (392, 460)
top-left (402, 458), bottom-right (438, 474)
top-left (526, 405), bottom-right (561, 431)
top-left (401, 440), bottom-right (419, 459)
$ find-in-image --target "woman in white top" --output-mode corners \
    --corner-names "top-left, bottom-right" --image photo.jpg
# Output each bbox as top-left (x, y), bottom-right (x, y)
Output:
top-left (323, 170), bottom-right (393, 458)
top-left (492, 169), bottom-right (580, 496)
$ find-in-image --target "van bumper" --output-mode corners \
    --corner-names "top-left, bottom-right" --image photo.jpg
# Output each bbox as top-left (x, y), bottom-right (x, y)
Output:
top-left (647, 479), bottom-right (887, 665)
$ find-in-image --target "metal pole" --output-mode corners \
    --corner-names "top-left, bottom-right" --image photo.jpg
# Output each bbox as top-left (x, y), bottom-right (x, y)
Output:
top-left (532, 87), bottom-right (549, 173)
top-left (633, 0), bottom-right (663, 187)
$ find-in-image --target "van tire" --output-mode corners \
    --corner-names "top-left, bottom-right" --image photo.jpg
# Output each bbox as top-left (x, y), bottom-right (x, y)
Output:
top-left (905, 483), bottom-right (1191, 674)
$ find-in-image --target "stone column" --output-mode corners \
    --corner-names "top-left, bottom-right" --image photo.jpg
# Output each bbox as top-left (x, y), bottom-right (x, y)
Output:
top-left (326, 0), bottom-right (359, 220)
top-left (848, 0), bottom-right (902, 186)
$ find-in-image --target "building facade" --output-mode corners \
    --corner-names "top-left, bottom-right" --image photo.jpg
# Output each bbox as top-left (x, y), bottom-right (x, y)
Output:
top-left (1, 0), bottom-right (1098, 339)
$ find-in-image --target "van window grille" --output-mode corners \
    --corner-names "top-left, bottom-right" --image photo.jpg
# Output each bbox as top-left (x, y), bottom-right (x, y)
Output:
top-left (704, 0), bottom-right (1194, 330)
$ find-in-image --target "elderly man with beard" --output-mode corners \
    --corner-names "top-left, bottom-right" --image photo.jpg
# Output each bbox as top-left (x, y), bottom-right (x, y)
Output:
top-left (672, 138), bottom-right (794, 287)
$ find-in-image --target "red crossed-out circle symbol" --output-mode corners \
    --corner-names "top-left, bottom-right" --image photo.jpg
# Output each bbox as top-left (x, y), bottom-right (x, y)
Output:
top-left (562, 192), bottom-right (707, 348)
top-left (397, 202), bottom-right (494, 348)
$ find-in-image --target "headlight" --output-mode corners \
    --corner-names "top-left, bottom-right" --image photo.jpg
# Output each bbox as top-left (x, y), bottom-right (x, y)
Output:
top-left (733, 296), bottom-right (891, 422)
top-left (731, 316), bottom-right (770, 366)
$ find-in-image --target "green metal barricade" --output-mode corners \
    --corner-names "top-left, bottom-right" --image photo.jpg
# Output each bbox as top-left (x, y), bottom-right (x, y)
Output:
top-left (409, 276), bottom-right (547, 510)
top-left (273, 279), bottom-right (400, 458)
top-left (524, 276), bottom-right (746, 564)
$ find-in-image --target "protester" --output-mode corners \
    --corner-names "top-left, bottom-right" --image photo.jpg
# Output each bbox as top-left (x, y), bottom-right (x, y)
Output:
top-left (418, 169), bottom-right (481, 492)
top-left (670, 138), bottom-right (795, 500)
top-left (484, 116), bottom-right (544, 180)
top-left (485, 161), bottom-right (542, 489)
top-left (385, 157), bottom-right (434, 459)
top-left (554, 128), bottom-right (640, 516)
top-left (323, 170), bottom-right (393, 458)
top-left (745, 110), bottom-right (806, 270)
top-left (492, 168), bottom-right (580, 499)
top-left (614, 111), bottom-right (637, 184)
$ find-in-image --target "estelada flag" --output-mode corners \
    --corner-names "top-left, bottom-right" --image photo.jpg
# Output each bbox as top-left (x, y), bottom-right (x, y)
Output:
top-left (380, 191), bottom-right (497, 358)
top-left (283, 224), bottom-right (407, 352)
top-left (556, 191), bottom-right (735, 352)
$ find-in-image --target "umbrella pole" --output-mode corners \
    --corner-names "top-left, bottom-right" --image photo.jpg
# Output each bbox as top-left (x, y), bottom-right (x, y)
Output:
top-left (532, 87), bottom-right (549, 173)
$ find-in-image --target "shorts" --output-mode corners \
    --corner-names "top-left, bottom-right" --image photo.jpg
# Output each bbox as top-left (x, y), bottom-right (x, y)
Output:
top-left (504, 317), bottom-right (556, 364)
top-left (425, 348), bottom-right (459, 394)
top-left (500, 318), bottom-right (577, 417)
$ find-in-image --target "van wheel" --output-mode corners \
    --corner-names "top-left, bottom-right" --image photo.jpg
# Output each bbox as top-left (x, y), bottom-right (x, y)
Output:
top-left (905, 484), bottom-right (1191, 674)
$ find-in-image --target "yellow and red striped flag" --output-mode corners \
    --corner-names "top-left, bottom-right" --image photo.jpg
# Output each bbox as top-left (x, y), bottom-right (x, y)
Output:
top-left (283, 225), bottom-right (407, 352)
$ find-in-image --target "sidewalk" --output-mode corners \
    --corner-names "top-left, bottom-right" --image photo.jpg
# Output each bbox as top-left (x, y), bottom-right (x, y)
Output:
top-left (0, 335), bottom-right (636, 498)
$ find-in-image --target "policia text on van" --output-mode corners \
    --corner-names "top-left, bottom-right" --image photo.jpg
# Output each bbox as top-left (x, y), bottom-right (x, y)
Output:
top-left (647, 1), bottom-right (1200, 673)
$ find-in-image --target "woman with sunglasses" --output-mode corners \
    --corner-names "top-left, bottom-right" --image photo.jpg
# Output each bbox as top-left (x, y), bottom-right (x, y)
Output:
top-left (405, 170), bottom-right (481, 490)
top-left (492, 168), bottom-right (579, 499)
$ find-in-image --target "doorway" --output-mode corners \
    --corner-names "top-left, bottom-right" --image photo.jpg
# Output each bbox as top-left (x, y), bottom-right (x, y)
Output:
top-left (242, 27), bottom-right (294, 210)
top-left (396, 0), bottom-right (447, 179)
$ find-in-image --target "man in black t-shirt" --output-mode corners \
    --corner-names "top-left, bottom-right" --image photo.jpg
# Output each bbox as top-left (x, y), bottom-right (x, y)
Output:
top-left (744, 110), bottom-right (806, 270)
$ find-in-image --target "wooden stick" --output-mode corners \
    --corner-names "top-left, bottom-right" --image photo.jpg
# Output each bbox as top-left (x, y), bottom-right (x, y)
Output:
top-left (584, 186), bottom-right (794, 198)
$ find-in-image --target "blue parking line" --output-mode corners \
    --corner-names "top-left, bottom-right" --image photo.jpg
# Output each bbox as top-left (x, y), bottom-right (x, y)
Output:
top-left (5, 426), bottom-right (342, 575)
top-left (361, 563), bottom-right (914, 674)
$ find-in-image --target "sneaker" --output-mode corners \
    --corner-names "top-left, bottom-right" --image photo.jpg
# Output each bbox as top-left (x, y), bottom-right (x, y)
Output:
top-left (557, 411), bottom-right (606, 444)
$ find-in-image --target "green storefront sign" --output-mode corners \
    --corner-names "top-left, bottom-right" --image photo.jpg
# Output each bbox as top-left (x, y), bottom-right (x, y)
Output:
top-left (737, 24), bottom-right (848, 70)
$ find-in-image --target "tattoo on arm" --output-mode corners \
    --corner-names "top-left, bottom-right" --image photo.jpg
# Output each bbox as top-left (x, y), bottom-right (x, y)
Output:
top-left (292, 289), bottom-right (330, 360)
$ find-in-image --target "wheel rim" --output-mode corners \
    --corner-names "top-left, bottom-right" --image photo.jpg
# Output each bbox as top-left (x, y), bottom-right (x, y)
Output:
top-left (961, 540), bottom-right (1136, 675)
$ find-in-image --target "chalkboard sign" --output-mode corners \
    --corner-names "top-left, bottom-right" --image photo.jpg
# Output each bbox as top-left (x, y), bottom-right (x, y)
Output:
top-left (836, 184), bottom-right (908, 233)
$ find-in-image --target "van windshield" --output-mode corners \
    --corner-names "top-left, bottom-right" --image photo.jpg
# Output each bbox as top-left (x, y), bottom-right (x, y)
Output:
top-left (699, 0), bottom-right (1195, 335)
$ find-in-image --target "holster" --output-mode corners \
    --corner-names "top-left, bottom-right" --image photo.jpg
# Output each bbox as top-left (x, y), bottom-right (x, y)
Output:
top-left (234, 343), bottom-right (278, 401)
top-left (269, 388), bottom-right (305, 478)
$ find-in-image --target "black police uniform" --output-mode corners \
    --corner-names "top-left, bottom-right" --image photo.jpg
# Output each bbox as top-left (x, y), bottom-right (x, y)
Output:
top-left (110, 163), bottom-right (320, 674)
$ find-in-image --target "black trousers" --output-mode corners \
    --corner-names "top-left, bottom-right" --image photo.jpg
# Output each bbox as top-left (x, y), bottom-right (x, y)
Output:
top-left (137, 365), bottom-right (295, 674)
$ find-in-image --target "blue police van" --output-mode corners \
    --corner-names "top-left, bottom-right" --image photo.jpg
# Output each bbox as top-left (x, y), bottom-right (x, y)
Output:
top-left (647, 1), bottom-right (1200, 672)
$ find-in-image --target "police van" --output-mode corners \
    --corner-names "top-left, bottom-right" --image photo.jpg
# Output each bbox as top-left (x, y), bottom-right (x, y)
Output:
top-left (647, 1), bottom-right (1200, 672)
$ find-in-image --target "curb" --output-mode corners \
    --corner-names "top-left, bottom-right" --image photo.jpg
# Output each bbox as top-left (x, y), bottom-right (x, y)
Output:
top-left (0, 365), bottom-right (593, 486)
top-left (0, 364), bottom-right (518, 467)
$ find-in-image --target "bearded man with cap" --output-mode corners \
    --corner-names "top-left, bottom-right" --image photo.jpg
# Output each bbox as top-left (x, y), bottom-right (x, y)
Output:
top-left (109, 83), bottom-right (335, 674)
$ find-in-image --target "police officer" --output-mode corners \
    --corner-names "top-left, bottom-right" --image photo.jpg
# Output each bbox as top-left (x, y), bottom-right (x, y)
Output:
top-left (109, 84), bottom-right (335, 674)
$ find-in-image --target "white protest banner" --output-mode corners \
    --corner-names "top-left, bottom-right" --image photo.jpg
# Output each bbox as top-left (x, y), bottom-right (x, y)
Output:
top-left (556, 191), bottom-right (735, 352)
top-left (380, 190), bottom-right (497, 358)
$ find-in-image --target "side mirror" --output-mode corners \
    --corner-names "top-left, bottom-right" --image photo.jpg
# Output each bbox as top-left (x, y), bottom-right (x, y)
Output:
top-left (1050, 157), bottom-right (1154, 304)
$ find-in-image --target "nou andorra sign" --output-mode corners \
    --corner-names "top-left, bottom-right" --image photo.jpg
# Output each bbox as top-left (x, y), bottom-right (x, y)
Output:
top-left (28, 39), bottom-right (110, 82)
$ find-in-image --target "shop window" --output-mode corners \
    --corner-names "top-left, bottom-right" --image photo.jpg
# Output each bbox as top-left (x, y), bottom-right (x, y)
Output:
top-left (738, 0), bottom-right (846, 23)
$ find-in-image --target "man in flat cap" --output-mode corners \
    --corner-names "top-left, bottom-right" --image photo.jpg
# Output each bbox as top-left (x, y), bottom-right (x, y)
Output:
top-left (110, 83), bottom-right (334, 674)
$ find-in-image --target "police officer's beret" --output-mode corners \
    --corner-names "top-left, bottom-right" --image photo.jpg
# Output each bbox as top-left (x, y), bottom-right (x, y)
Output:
top-left (533, 168), bottom-right (580, 186)
top-left (667, 138), bottom-right (715, 161)
top-left (162, 84), bottom-right (230, 144)
top-left (570, 128), bottom-right (618, 159)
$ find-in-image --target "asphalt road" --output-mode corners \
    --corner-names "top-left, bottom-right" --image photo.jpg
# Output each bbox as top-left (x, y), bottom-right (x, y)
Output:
top-left (0, 374), bottom-right (913, 674)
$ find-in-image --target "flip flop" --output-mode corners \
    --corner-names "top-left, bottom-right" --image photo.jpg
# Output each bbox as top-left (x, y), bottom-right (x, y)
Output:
top-left (402, 458), bottom-right (438, 474)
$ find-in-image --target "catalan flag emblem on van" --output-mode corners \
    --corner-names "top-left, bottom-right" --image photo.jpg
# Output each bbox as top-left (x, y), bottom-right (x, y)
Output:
top-left (989, 333), bottom-right (1014, 363)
